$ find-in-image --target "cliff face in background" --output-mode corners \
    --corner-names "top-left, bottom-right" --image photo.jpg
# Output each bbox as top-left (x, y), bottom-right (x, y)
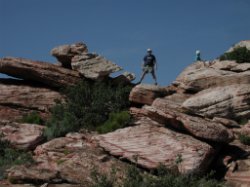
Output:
top-left (0, 41), bottom-right (250, 187)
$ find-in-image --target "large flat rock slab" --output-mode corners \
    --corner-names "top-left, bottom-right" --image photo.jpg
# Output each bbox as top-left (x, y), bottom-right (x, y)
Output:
top-left (95, 118), bottom-right (215, 174)
top-left (0, 57), bottom-right (81, 88)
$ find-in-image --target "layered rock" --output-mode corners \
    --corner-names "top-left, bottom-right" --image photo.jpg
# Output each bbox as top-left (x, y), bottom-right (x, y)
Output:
top-left (71, 54), bottom-right (122, 79)
top-left (130, 104), bottom-right (234, 143)
top-left (51, 42), bottom-right (88, 68)
top-left (182, 84), bottom-right (250, 120)
top-left (129, 84), bottom-right (176, 105)
top-left (0, 79), bottom-right (63, 121)
top-left (0, 120), bottom-right (44, 150)
top-left (174, 61), bottom-right (250, 92)
top-left (95, 117), bottom-right (215, 174)
top-left (51, 42), bottom-right (123, 80)
top-left (0, 57), bottom-right (81, 88)
top-left (8, 133), bottom-right (126, 185)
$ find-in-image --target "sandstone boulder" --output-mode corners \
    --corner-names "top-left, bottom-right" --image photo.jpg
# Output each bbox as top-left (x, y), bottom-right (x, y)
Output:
top-left (174, 61), bottom-right (250, 92)
top-left (182, 84), bottom-right (250, 120)
top-left (95, 117), bottom-right (215, 174)
top-left (71, 54), bottom-right (122, 79)
top-left (0, 57), bottom-right (81, 88)
top-left (51, 42), bottom-right (88, 68)
top-left (130, 104), bottom-right (234, 143)
top-left (0, 79), bottom-right (64, 121)
top-left (0, 120), bottom-right (45, 150)
top-left (129, 84), bottom-right (176, 105)
top-left (8, 133), bottom-right (126, 185)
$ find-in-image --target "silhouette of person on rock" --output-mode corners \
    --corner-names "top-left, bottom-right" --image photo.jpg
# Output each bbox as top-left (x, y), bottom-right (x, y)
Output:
top-left (137, 48), bottom-right (158, 85)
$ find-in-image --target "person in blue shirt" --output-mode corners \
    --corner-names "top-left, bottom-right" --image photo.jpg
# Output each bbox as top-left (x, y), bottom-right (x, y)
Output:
top-left (195, 50), bottom-right (202, 61)
top-left (137, 48), bottom-right (158, 85)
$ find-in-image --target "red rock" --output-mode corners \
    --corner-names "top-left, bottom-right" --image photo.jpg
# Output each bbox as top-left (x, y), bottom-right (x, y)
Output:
top-left (95, 118), bottom-right (215, 174)
top-left (0, 120), bottom-right (45, 150)
top-left (7, 133), bottom-right (126, 185)
top-left (225, 159), bottom-right (250, 187)
top-left (129, 84), bottom-right (176, 105)
top-left (0, 57), bottom-right (81, 88)
top-left (137, 101), bottom-right (233, 143)
top-left (0, 79), bottom-right (64, 121)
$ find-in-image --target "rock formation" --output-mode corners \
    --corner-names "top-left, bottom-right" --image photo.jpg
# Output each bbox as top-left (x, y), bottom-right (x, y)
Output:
top-left (51, 42), bottom-right (88, 68)
top-left (95, 117), bottom-right (215, 174)
top-left (0, 57), bottom-right (82, 88)
top-left (7, 133), bottom-right (126, 185)
top-left (1, 40), bottom-right (250, 187)
top-left (51, 42), bottom-right (123, 80)
top-left (0, 120), bottom-right (44, 150)
top-left (0, 78), bottom-right (64, 121)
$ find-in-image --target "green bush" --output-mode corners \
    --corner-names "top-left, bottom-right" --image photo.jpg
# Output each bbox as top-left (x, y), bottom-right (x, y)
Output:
top-left (239, 134), bottom-right (250, 145)
top-left (45, 80), bottom-right (132, 139)
top-left (19, 112), bottom-right (44, 125)
top-left (97, 111), bottom-right (131, 134)
top-left (219, 46), bottom-right (250, 63)
top-left (91, 165), bottom-right (224, 187)
top-left (0, 137), bottom-right (34, 179)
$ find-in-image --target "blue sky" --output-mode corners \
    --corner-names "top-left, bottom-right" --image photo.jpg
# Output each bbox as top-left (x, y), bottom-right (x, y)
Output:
top-left (0, 0), bottom-right (250, 85)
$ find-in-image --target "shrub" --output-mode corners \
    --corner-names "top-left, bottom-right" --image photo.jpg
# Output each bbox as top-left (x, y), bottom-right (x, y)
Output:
top-left (239, 134), bottom-right (250, 145)
top-left (20, 112), bottom-right (44, 125)
top-left (45, 80), bottom-right (132, 139)
top-left (219, 46), bottom-right (250, 63)
top-left (91, 165), bottom-right (224, 187)
top-left (0, 137), bottom-right (34, 179)
top-left (97, 111), bottom-right (131, 134)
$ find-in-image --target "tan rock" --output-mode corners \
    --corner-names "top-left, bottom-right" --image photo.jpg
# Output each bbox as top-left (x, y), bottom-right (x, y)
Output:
top-left (174, 61), bottom-right (250, 92)
top-left (182, 84), bottom-right (250, 120)
top-left (0, 57), bottom-right (81, 88)
top-left (0, 79), bottom-right (64, 121)
top-left (129, 84), bottom-right (176, 105)
top-left (71, 54), bottom-right (122, 79)
top-left (95, 118), bottom-right (215, 174)
top-left (51, 42), bottom-right (88, 68)
top-left (8, 133), bottom-right (126, 185)
top-left (225, 159), bottom-right (250, 187)
top-left (0, 120), bottom-right (45, 150)
top-left (131, 104), bottom-right (234, 143)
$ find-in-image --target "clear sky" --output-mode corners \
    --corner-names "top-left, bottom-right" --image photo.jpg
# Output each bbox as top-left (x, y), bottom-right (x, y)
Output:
top-left (0, 0), bottom-right (250, 85)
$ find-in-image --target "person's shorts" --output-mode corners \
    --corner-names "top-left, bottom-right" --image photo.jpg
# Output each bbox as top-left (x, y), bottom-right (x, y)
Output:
top-left (143, 66), bottom-right (154, 73)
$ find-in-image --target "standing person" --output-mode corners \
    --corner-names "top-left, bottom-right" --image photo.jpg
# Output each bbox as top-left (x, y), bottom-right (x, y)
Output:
top-left (195, 50), bottom-right (202, 61)
top-left (137, 48), bottom-right (158, 85)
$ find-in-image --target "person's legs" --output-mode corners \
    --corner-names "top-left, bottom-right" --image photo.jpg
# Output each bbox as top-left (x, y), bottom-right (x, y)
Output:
top-left (138, 70), bottom-right (147, 84)
top-left (151, 70), bottom-right (158, 85)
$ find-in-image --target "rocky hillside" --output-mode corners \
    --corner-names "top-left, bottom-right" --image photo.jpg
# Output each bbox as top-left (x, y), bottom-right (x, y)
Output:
top-left (0, 41), bottom-right (250, 187)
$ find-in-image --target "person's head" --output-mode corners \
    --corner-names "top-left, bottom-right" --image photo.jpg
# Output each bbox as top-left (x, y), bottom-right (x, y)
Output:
top-left (147, 48), bottom-right (152, 54)
top-left (196, 50), bottom-right (200, 55)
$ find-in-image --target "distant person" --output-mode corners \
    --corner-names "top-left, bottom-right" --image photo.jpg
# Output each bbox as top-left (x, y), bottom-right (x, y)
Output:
top-left (137, 48), bottom-right (158, 85)
top-left (195, 50), bottom-right (202, 61)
